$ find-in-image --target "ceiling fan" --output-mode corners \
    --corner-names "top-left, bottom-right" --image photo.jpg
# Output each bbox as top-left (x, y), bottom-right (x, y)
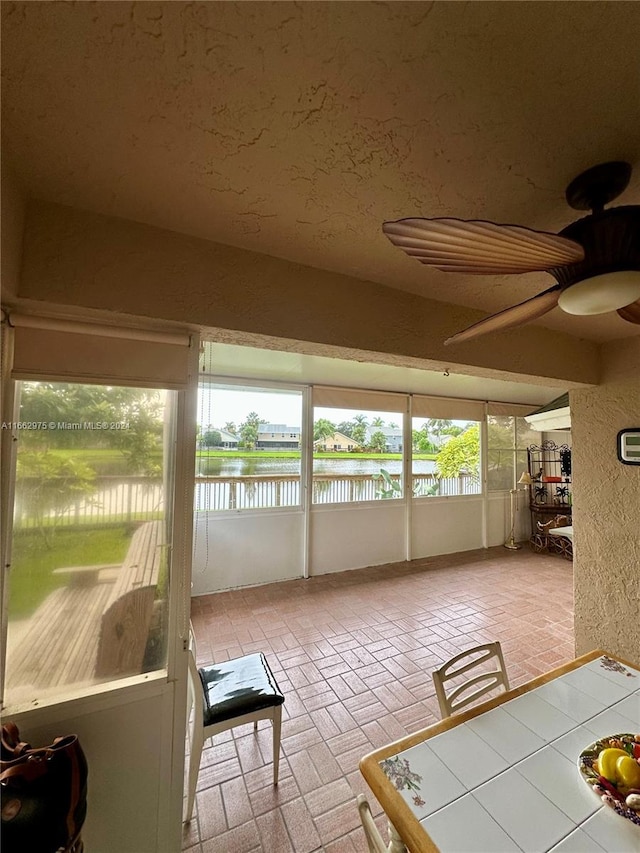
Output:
top-left (382, 161), bottom-right (640, 345)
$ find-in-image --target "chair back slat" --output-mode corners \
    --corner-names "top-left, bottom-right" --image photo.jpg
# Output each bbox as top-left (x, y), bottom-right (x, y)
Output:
top-left (432, 642), bottom-right (509, 718)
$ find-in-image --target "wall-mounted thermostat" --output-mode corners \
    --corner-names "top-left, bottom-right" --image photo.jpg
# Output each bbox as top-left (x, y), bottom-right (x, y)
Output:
top-left (617, 429), bottom-right (640, 465)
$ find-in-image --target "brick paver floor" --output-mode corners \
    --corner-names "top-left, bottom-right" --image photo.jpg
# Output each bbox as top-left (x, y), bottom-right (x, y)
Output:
top-left (184, 546), bottom-right (574, 852)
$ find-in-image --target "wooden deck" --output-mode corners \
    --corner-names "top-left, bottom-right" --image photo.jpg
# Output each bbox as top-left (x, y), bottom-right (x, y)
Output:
top-left (6, 520), bottom-right (164, 701)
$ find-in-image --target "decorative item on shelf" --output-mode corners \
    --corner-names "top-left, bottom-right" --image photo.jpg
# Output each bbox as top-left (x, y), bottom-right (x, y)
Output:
top-left (560, 448), bottom-right (572, 477)
top-left (534, 485), bottom-right (548, 503)
top-left (527, 440), bottom-right (573, 554)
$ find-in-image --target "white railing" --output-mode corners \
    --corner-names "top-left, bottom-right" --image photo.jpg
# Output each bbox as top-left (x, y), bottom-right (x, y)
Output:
top-left (13, 475), bottom-right (164, 529)
top-left (13, 471), bottom-right (480, 528)
top-left (194, 472), bottom-right (480, 511)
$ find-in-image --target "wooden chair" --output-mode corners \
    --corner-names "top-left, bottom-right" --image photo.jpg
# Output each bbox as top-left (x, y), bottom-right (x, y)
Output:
top-left (184, 628), bottom-right (284, 822)
top-left (432, 642), bottom-right (509, 718)
top-left (357, 795), bottom-right (409, 852)
top-left (356, 795), bottom-right (392, 853)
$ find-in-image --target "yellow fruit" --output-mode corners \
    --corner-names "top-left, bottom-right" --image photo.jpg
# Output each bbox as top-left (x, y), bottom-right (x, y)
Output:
top-left (598, 748), bottom-right (630, 782)
top-left (616, 756), bottom-right (640, 789)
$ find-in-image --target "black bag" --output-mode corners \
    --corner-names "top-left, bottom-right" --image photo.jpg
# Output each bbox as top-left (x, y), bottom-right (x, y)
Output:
top-left (1, 722), bottom-right (88, 853)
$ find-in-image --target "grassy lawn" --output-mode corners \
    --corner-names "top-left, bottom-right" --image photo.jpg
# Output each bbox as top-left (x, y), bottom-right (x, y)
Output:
top-left (9, 525), bottom-right (133, 619)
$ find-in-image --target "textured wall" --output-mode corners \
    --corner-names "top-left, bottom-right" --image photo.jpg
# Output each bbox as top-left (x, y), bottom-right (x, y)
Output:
top-left (1, 160), bottom-right (25, 300)
top-left (19, 200), bottom-right (600, 387)
top-left (572, 337), bottom-right (640, 664)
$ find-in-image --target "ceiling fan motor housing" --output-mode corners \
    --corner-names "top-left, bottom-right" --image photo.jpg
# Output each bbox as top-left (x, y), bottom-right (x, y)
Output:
top-left (550, 206), bottom-right (640, 289)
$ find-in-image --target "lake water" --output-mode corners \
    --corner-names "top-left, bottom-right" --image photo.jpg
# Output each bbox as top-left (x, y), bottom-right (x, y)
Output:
top-left (196, 456), bottom-right (437, 476)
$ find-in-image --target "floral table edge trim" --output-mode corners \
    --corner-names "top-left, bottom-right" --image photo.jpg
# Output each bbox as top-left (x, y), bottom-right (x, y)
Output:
top-left (380, 756), bottom-right (426, 807)
top-left (600, 655), bottom-right (636, 677)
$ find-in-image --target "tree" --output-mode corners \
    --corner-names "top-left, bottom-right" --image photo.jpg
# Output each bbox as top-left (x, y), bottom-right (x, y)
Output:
top-left (441, 425), bottom-right (464, 437)
top-left (368, 430), bottom-right (387, 453)
top-left (371, 416), bottom-right (385, 427)
top-left (223, 421), bottom-right (237, 435)
top-left (351, 415), bottom-right (368, 446)
top-left (412, 430), bottom-right (436, 454)
top-left (314, 418), bottom-right (336, 443)
top-left (388, 422), bottom-right (399, 430)
top-left (18, 383), bottom-right (163, 475)
top-left (435, 424), bottom-right (480, 481)
top-left (351, 423), bottom-right (367, 446)
top-left (239, 412), bottom-right (261, 450)
top-left (336, 420), bottom-right (354, 439)
top-left (16, 451), bottom-right (97, 547)
top-left (202, 429), bottom-right (222, 448)
top-left (428, 419), bottom-right (453, 440)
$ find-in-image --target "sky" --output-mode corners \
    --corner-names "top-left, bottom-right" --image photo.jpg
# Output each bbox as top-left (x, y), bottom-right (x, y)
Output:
top-left (197, 387), bottom-right (473, 431)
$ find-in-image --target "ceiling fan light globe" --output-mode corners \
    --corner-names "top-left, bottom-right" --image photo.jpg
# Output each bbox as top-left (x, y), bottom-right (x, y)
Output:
top-left (557, 271), bottom-right (640, 316)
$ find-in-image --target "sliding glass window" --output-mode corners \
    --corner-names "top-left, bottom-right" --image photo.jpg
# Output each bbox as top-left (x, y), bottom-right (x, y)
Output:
top-left (312, 406), bottom-right (404, 504)
top-left (196, 382), bottom-right (303, 511)
top-left (487, 415), bottom-right (538, 491)
top-left (4, 381), bottom-right (176, 707)
top-left (411, 417), bottom-right (481, 497)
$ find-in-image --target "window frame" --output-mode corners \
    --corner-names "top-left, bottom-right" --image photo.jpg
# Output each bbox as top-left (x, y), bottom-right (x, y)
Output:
top-left (195, 375), bottom-right (307, 515)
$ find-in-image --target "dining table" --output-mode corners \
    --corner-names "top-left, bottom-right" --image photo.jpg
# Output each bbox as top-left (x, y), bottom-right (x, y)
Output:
top-left (359, 649), bottom-right (640, 852)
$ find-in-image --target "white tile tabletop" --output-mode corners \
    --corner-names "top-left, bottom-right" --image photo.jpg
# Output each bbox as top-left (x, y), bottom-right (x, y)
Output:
top-left (385, 741), bottom-right (467, 819)
top-left (615, 691), bottom-right (640, 722)
top-left (360, 652), bottom-right (640, 853)
top-left (421, 793), bottom-right (521, 853)
top-left (581, 807), bottom-right (640, 853)
top-left (533, 679), bottom-right (605, 723)
top-left (473, 768), bottom-right (574, 852)
top-left (547, 827), bottom-right (607, 852)
top-left (500, 691), bottom-right (577, 741)
top-left (466, 706), bottom-right (545, 763)
top-left (428, 723), bottom-right (510, 789)
top-left (562, 666), bottom-right (631, 705)
top-left (583, 706), bottom-right (639, 740)
top-left (516, 746), bottom-right (600, 824)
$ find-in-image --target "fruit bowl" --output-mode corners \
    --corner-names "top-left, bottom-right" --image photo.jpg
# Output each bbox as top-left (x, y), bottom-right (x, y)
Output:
top-left (578, 733), bottom-right (640, 826)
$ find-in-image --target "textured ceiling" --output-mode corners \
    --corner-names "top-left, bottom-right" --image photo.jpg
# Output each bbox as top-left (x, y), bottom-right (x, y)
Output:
top-left (2, 1), bottom-right (640, 342)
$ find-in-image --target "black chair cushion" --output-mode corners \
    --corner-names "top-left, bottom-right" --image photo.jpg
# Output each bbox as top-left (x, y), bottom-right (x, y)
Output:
top-left (198, 653), bottom-right (284, 727)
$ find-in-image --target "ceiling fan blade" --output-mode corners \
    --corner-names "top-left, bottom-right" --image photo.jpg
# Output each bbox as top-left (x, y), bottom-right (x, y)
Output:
top-left (444, 285), bottom-right (563, 346)
top-left (382, 218), bottom-right (585, 274)
top-left (617, 300), bottom-right (640, 324)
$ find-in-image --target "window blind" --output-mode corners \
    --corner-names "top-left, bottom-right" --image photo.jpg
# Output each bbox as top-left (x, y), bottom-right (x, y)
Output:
top-left (411, 395), bottom-right (485, 421)
top-left (10, 316), bottom-right (192, 389)
top-left (312, 385), bottom-right (407, 413)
